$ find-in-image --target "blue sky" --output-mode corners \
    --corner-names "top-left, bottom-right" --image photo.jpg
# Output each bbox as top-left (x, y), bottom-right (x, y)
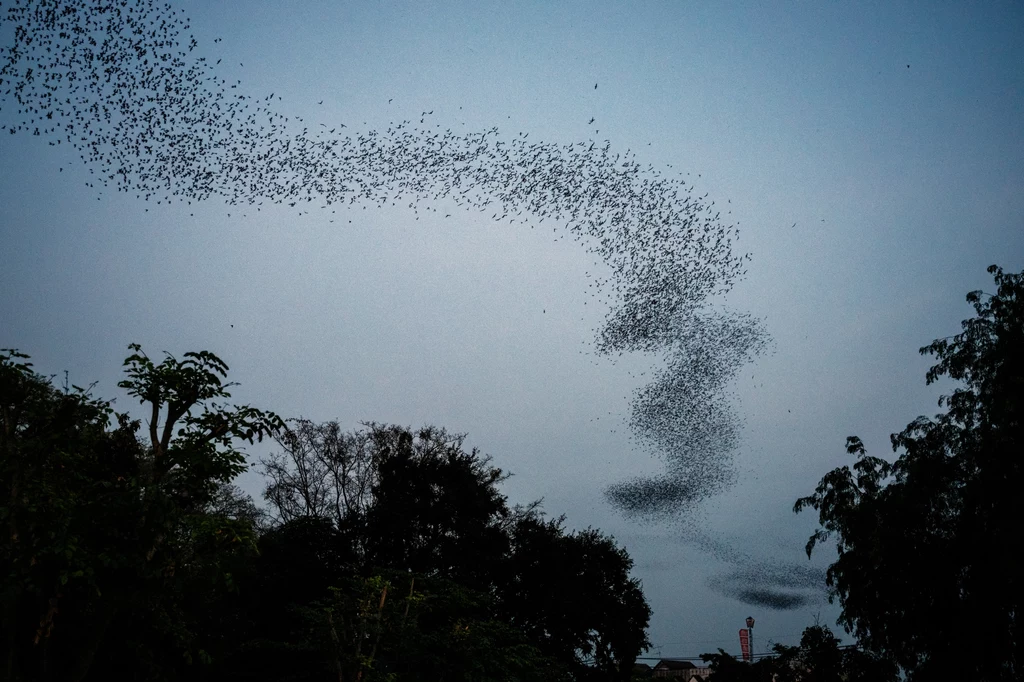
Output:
top-left (2, 0), bottom-right (1022, 658)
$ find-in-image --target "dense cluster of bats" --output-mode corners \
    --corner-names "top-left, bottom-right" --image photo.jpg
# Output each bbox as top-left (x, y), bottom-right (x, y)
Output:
top-left (2, 0), bottom-right (816, 609)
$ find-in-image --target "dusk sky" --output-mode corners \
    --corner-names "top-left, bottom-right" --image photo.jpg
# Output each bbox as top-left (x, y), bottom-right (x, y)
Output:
top-left (2, 0), bottom-right (1022, 660)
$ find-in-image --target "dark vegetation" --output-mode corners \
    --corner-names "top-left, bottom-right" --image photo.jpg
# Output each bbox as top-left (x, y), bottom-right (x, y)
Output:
top-left (1, 265), bottom-right (1018, 682)
top-left (0, 1), bottom-right (1018, 679)
top-left (702, 623), bottom-right (897, 681)
top-left (0, 346), bottom-right (650, 681)
top-left (699, 264), bottom-right (1021, 680)
top-left (790, 265), bottom-right (1023, 681)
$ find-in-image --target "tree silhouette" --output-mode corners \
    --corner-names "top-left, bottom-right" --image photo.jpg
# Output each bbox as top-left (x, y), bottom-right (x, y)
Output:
top-left (0, 345), bottom-right (283, 680)
top-left (2, 350), bottom-right (650, 680)
top-left (795, 265), bottom-right (1023, 680)
top-left (260, 420), bottom-right (651, 680)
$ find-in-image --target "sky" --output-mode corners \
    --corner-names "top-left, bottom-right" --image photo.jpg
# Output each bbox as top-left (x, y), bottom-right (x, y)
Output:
top-left (2, 0), bottom-right (1023, 660)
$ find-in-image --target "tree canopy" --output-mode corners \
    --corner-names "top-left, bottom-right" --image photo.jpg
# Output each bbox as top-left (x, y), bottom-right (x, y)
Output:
top-left (1, 345), bottom-right (284, 680)
top-left (701, 623), bottom-right (896, 682)
top-left (795, 265), bottom-right (1023, 680)
top-left (260, 418), bottom-right (652, 681)
top-left (0, 347), bottom-right (650, 681)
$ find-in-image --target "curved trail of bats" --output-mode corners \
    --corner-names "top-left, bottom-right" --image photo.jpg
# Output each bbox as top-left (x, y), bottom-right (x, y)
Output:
top-left (1, 0), bottom-right (802, 607)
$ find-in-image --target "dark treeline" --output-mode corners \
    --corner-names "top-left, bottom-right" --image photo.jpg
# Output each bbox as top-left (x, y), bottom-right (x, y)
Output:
top-left (692, 262), bottom-right (1019, 675)
top-left (792, 265), bottom-right (1022, 681)
top-left (700, 623), bottom-right (896, 682)
top-left (0, 346), bottom-right (650, 681)
top-left (2, 264), bottom-right (1020, 682)
top-left (706, 265), bottom-right (1020, 682)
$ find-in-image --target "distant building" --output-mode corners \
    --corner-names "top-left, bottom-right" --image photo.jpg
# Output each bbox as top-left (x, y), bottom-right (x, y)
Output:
top-left (651, 659), bottom-right (711, 680)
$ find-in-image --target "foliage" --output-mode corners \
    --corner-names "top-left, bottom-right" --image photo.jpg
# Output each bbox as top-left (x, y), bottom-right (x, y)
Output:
top-left (1, 348), bottom-right (137, 680)
top-left (260, 421), bottom-right (651, 681)
top-left (502, 515), bottom-right (652, 681)
top-left (361, 424), bottom-right (512, 590)
top-left (261, 421), bottom-right (513, 588)
top-left (702, 648), bottom-right (779, 682)
top-left (0, 345), bottom-right (283, 681)
top-left (794, 265), bottom-right (1023, 680)
top-left (1, 347), bottom-right (649, 681)
top-left (702, 624), bottom-right (896, 682)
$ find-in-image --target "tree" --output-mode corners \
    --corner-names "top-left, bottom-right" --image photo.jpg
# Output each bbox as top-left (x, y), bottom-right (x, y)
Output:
top-left (770, 624), bottom-right (896, 682)
top-left (261, 422), bottom-right (514, 590)
top-left (701, 649), bottom-right (780, 682)
top-left (702, 624), bottom-right (896, 682)
top-left (260, 420), bottom-right (652, 681)
top-left (1, 349), bottom-right (140, 680)
top-left (261, 419), bottom-right (379, 529)
top-left (501, 515), bottom-right (652, 681)
top-left (361, 424), bottom-right (512, 591)
top-left (209, 515), bottom-right (359, 682)
top-left (795, 265), bottom-right (1023, 680)
top-left (3, 349), bottom-right (649, 681)
top-left (0, 345), bottom-right (283, 681)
